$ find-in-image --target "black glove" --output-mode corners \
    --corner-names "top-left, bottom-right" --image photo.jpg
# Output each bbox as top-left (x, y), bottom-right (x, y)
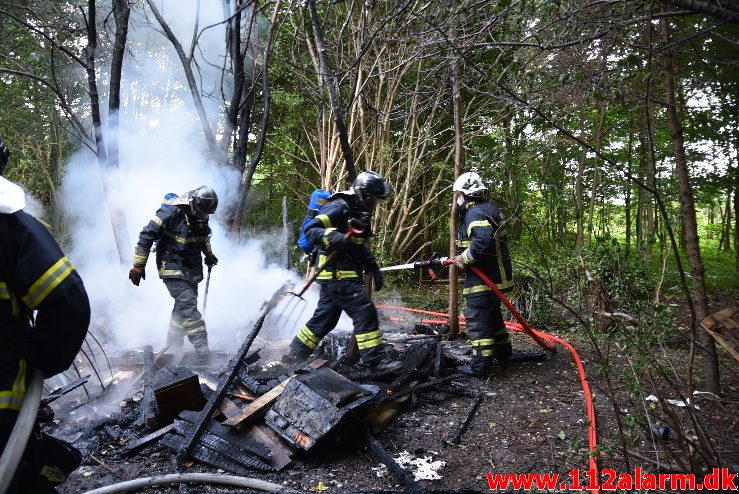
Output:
top-left (204, 252), bottom-right (218, 267)
top-left (328, 231), bottom-right (350, 251)
top-left (372, 269), bottom-right (384, 291)
top-left (129, 265), bottom-right (145, 286)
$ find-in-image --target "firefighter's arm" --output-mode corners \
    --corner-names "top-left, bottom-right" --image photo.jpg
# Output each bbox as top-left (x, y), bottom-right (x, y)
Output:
top-left (133, 207), bottom-right (170, 267)
top-left (14, 212), bottom-right (90, 378)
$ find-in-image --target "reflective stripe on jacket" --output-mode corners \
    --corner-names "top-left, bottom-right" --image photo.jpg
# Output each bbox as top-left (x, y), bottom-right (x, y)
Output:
top-left (305, 193), bottom-right (377, 283)
top-left (134, 205), bottom-right (212, 282)
top-left (0, 210), bottom-right (90, 416)
top-left (457, 199), bottom-right (513, 295)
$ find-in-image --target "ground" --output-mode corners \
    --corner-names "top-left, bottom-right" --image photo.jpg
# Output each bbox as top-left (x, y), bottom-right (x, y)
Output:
top-left (52, 287), bottom-right (738, 493)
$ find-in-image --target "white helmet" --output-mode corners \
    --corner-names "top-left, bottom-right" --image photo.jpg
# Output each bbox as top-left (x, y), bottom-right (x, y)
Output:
top-left (453, 172), bottom-right (487, 197)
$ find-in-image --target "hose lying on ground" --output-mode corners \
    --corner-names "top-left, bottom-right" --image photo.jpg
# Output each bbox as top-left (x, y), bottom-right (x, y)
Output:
top-left (0, 369), bottom-right (44, 494)
top-left (81, 473), bottom-right (301, 494)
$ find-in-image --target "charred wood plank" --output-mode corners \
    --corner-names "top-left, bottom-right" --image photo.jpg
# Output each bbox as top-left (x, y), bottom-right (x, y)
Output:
top-left (177, 410), bottom-right (271, 461)
top-left (245, 424), bottom-right (293, 471)
top-left (222, 377), bottom-right (293, 431)
top-left (121, 423), bottom-right (175, 456)
top-left (179, 288), bottom-right (284, 457)
top-left (366, 431), bottom-right (427, 494)
top-left (451, 393), bottom-right (483, 444)
top-left (42, 375), bottom-right (90, 406)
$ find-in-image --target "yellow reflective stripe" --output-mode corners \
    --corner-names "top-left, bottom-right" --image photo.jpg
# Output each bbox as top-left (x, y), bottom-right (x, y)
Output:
top-left (159, 269), bottom-right (185, 277)
top-left (0, 359), bottom-right (26, 411)
top-left (322, 227), bottom-right (337, 248)
top-left (316, 270), bottom-right (361, 280)
top-left (467, 219), bottom-right (491, 237)
top-left (462, 278), bottom-right (514, 295)
top-left (297, 325), bottom-right (320, 349)
top-left (458, 240), bottom-right (472, 248)
top-left (0, 282), bottom-right (9, 300)
top-left (204, 239), bottom-right (212, 252)
top-left (356, 330), bottom-right (381, 342)
top-left (183, 326), bottom-right (206, 335)
top-left (496, 239), bottom-right (510, 289)
top-left (470, 338), bottom-right (494, 346)
top-left (151, 216), bottom-right (163, 227)
top-left (481, 350), bottom-right (495, 357)
top-left (316, 214), bottom-right (332, 228)
top-left (133, 255), bottom-right (148, 265)
top-left (356, 329), bottom-right (382, 350)
top-left (163, 232), bottom-right (209, 244)
top-left (22, 257), bottom-right (74, 309)
top-left (461, 249), bottom-right (474, 264)
top-left (350, 237), bottom-right (365, 245)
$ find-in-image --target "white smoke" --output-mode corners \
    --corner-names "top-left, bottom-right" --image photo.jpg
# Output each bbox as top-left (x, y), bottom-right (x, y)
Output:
top-left (57, 0), bottom-right (329, 355)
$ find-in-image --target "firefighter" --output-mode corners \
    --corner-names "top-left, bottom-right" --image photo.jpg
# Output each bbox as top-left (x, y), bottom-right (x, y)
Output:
top-left (453, 171), bottom-right (513, 376)
top-left (285, 171), bottom-right (401, 372)
top-left (0, 135), bottom-right (90, 492)
top-left (129, 186), bottom-right (218, 357)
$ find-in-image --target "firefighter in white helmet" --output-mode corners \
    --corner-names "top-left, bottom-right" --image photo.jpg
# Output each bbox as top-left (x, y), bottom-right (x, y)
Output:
top-left (452, 171), bottom-right (513, 376)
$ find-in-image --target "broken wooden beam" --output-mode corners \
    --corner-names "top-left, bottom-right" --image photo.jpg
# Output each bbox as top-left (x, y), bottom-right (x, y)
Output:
top-left (451, 393), bottom-right (482, 444)
top-left (222, 377), bottom-right (293, 431)
top-left (121, 423), bottom-right (175, 456)
top-left (179, 287), bottom-right (285, 457)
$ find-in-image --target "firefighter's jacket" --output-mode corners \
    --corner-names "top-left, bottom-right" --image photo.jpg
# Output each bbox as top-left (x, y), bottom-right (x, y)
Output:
top-left (134, 205), bottom-right (213, 283)
top-left (306, 192), bottom-right (377, 282)
top-left (456, 198), bottom-right (513, 296)
top-left (0, 178), bottom-right (90, 419)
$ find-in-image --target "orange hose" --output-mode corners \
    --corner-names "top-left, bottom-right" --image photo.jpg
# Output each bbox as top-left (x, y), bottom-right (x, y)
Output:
top-left (377, 272), bottom-right (600, 484)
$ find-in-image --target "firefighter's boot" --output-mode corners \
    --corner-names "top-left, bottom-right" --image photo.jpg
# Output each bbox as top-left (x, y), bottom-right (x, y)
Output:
top-left (189, 333), bottom-right (210, 362)
top-left (456, 355), bottom-right (494, 377)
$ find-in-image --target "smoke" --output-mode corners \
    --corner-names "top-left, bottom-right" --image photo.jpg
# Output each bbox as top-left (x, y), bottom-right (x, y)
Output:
top-left (57, 0), bottom-right (323, 355)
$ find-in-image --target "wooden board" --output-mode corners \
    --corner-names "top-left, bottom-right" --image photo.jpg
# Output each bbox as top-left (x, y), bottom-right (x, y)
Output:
top-left (222, 377), bottom-right (293, 430)
top-left (245, 424), bottom-right (294, 471)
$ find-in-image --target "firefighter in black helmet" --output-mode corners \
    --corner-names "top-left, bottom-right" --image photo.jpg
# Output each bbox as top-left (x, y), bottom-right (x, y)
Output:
top-left (129, 185), bottom-right (219, 357)
top-left (0, 134), bottom-right (90, 492)
top-left (285, 171), bottom-right (401, 372)
top-left (452, 171), bottom-right (513, 376)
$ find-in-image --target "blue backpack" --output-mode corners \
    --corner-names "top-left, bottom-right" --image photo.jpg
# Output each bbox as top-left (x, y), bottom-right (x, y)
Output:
top-left (297, 189), bottom-right (331, 254)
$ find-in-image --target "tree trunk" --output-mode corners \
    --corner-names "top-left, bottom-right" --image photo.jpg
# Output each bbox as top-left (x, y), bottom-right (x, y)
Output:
top-left (229, 0), bottom-right (282, 237)
top-left (625, 132), bottom-right (633, 256)
top-left (660, 17), bottom-right (719, 393)
top-left (84, 0), bottom-right (129, 265)
top-left (587, 105), bottom-right (606, 244)
top-left (575, 111), bottom-right (587, 248)
top-left (307, 0), bottom-right (356, 183)
top-left (449, 52), bottom-right (462, 337)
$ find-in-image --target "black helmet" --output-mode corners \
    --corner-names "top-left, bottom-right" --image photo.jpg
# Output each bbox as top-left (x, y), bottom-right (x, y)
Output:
top-left (188, 186), bottom-right (218, 218)
top-left (0, 135), bottom-right (9, 177)
top-left (352, 171), bottom-right (392, 208)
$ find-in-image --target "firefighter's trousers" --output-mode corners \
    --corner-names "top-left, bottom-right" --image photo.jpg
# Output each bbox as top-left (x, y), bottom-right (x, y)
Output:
top-left (290, 279), bottom-right (383, 362)
top-left (465, 293), bottom-right (512, 368)
top-left (163, 278), bottom-right (207, 348)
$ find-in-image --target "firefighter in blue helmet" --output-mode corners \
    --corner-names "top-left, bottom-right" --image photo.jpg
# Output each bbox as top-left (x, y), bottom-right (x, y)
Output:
top-left (129, 186), bottom-right (218, 357)
top-left (285, 171), bottom-right (401, 372)
top-left (453, 171), bottom-right (513, 376)
top-left (0, 135), bottom-right (90, 492)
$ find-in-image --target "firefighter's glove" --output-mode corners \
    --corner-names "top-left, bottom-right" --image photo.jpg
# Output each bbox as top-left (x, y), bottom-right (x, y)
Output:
top-left (129, 265), bottom-right (145, 286)
top-left (204, 252), bottom-right (218, 268)
top-left (328, 231), bottom-right (351, 251)
top-left (372, 269), bottom-right (384, 292)
top-left (453, 254), bottom-right (466, 270)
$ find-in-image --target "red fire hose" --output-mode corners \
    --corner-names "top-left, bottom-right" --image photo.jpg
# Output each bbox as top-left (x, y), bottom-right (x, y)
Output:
top-left (376, 262), bottom-right (599, 483)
